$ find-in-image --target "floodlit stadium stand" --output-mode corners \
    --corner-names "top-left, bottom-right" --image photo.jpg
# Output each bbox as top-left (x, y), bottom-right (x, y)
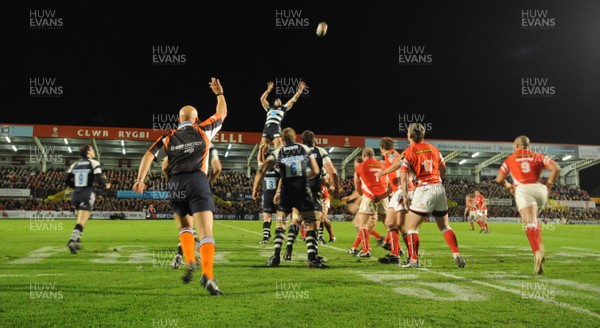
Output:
top-left (0, 124), bottom-right (598, 221)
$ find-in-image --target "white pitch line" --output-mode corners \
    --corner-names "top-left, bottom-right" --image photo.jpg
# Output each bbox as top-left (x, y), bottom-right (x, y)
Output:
top-left (219, 222), bottom-right (600, 319)
top-left (421, 269), bottom-right (600, 319)
top-left (0, 273), bottom-right (64, 278)
top-left (217, 222), bottom-right (262, 236)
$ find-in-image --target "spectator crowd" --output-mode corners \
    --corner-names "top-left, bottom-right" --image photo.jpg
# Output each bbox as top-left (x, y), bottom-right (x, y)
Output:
top-left (0, 167), bottom-right (597, 221)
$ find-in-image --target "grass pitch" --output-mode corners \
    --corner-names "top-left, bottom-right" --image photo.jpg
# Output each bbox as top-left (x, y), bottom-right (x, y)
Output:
top-left (1, 219), bottom-right (599, 327)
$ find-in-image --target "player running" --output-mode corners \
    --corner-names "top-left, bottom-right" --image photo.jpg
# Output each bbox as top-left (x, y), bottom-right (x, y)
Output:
top-left (496, 135), bottom-right (560, 274)
top-left (257, 81), bottom-right (306, 162)
top-left (377, 123), bottom-right (465, 268)
top-left (464, 194), bottom-right (477, 230)
top-left (65, 145), bottom-right (111, 254)
top-left (133, 77), bottom-right (226, 295)
top-left (252, 128), bottom-right (326, 268)
top-left (474, 191), bottom-right (489, 233)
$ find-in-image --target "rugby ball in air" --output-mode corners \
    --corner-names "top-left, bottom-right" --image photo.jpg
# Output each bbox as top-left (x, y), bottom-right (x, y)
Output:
top-left (316, 22), bottom-right (328, 37)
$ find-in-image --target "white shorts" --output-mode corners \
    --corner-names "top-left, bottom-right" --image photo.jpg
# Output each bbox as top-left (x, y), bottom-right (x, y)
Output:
top-left (468, 211), bottom-right (477, 219)
top-left (388, 189), bottom-right (412, 212)
top-left (409, 184), bottom-right (448, 215)
top-left (359, 196), bottom-right (389, 216)
top-left (476, 210), bottom-right (487, 218)
top-left (321, 198), bottom-right (330, 210)
top-left (515, 183), bottom-right (548, 211)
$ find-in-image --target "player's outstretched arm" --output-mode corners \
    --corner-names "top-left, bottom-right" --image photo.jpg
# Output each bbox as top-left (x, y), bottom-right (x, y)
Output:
top-left (260, 81), bottom-right (274, 109)
top-left (375, 154), bottom-right (402, 180)
top-left (209, 77), bottom-right (227, 121)
top-left (285, 81), bottom-right (306, 109)
top-left (210, 154), bottom-right (222, 185)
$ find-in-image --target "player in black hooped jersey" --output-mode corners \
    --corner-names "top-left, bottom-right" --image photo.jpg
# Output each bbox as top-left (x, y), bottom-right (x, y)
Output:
top-left (252, 127), bottom-right (327, 268)
top-left (301, 130), bottom-right (341, 245)
top-left (257, 80), bottom-right (307, 163)
top-left (282, 130), bottom-right (342, 258)
top-left (258, 151), bottom-right (280, 244)
top-left (134, 77), bottom-right (226, 296)
top-left (65, 145), bottom-right (111, 254)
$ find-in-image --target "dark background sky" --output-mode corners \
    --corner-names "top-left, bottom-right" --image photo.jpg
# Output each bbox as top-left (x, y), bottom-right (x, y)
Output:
top-left (5, 1), bottom-right (600, 192)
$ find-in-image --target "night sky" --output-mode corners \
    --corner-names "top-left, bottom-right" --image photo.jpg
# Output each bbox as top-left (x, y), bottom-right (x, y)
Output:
top-left (6, 1), bottom-right (600, 190)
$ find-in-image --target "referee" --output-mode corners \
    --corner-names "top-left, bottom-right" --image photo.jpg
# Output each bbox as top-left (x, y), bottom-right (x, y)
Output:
top-left (133, 77), bottom-right (226, 295)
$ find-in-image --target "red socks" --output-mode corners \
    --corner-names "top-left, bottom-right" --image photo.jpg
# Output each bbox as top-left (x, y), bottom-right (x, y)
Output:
top-left (442, 228), bottom-right (460, 253)
top-left (526, 223), bottom-right (542, 254)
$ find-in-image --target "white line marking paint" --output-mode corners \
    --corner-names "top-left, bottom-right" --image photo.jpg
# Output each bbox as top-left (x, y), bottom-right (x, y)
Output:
top-left (219, 222), bottom-right (600, 318)
top-left (9, 246), bottom-right (65, 264)
top-left (0, 273), bottom-right (64, 278)
top-left (422, 269), bottom-right (600, 319)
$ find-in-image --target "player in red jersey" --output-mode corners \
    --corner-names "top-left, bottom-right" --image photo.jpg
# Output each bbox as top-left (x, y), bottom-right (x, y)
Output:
top-left (353, 148), bottom-right (392, 258)
top-left (377, 137), bottom-right (409, 264)
top-left (377, 123), bottom-right (465, 268)
top-left (464, 194), bottom-right (477, 230)
top-left (496, 135), bottom-right (560, 274)
top-left (318, 175), bottom-right (336, 243)
top-left (345, 157), bottom-right (385, 256)
top-left (473, 191), bottom-right (490, 233)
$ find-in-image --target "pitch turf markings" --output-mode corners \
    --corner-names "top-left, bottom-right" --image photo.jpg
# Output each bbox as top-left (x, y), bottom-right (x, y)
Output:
top-left (0, 273), bottom-right (64, 278)
top-left (422, 269), bottom-right (600, 319)
top-left (560, 246), bottom-right (600, 254)
top-left (9, 246), bottom-right (65, 264)
top-left (217, 221), bottom-right (600, 318)
top-left (359, 273), bottom-right (488, 301)
top-left (8, 245), bottom-right (230, 265)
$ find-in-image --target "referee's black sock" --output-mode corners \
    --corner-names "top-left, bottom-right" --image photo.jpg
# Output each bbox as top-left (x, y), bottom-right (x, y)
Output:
top-left (177, 243), bottom-right (183, 256)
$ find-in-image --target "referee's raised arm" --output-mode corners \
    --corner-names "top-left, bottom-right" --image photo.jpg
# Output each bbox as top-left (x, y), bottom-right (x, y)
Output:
top-left (209, 77), bottom-right (227, 122)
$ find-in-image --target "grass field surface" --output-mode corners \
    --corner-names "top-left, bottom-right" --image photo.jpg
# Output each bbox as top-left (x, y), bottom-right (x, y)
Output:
top-left (1, 219), bottom-right (599, 327)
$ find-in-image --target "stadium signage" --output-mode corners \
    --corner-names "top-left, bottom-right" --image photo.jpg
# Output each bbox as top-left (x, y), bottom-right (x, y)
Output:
top-left (28, 125), bottom-right (368, 147)
top-left (0, 188), bottom-right (31, 197)
top-left (1, 211), bottom-right (145, 219)
top-left (555, 200), bottom-right (596, 209)
top-left (213, 132), bottom-right (245, 144)
top-left (77, 129), bottom-right (109, 138)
